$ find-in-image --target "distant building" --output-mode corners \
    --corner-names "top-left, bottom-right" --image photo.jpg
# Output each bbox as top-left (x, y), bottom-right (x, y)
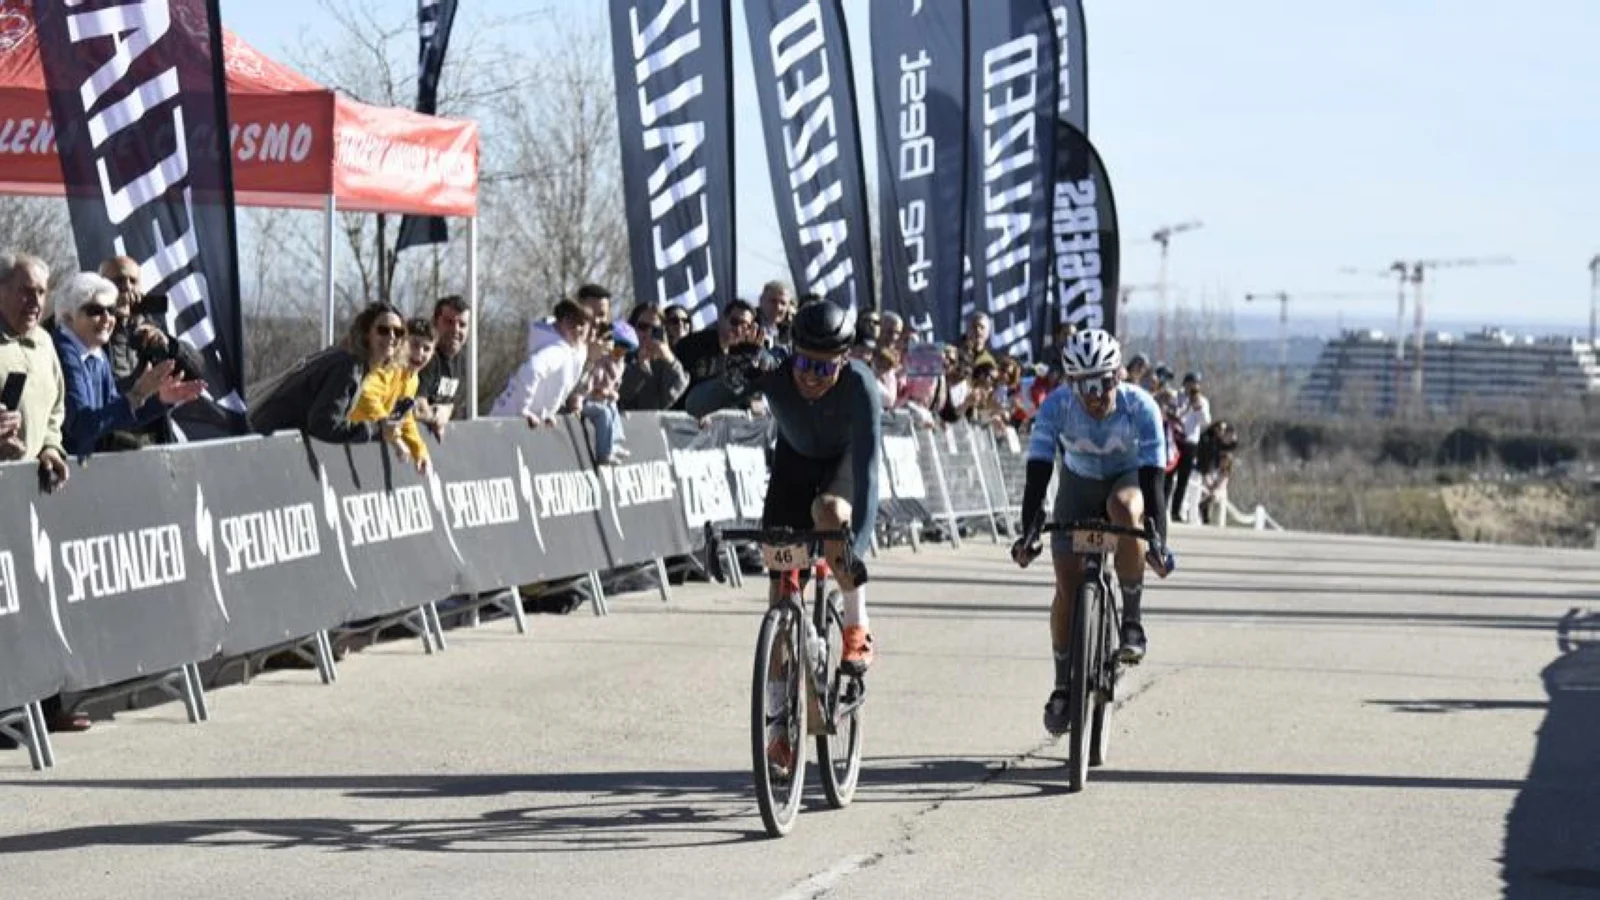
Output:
top-left (1297, 328), bottom-right (1600, 415)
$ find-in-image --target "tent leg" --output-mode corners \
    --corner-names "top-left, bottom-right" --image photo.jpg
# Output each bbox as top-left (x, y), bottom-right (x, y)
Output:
top-left (466, 216), bottom-right (479, 419)
top-left (322, 195), bottom-right (338, 347)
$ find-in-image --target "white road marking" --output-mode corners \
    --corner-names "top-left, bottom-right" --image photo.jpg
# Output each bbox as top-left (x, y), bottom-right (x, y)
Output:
top-left (770, 854), bottom-right (879, 900)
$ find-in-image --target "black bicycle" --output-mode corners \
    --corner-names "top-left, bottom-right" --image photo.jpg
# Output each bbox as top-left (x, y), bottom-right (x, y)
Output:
top-left (1039, 519), bottom-right (1153, 792)
top-left (704, 524), bottom-right (867, 838)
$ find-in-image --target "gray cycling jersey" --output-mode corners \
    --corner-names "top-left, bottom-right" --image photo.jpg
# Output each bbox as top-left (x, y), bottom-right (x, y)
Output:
top-left (686, 357), bottom-right (882, 555)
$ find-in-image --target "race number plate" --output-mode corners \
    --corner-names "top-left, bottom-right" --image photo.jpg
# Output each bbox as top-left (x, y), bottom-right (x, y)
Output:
top-left (1070, 530), bottom-right (1114, 555)
top-left (761, 543), bottom-right (814, 572)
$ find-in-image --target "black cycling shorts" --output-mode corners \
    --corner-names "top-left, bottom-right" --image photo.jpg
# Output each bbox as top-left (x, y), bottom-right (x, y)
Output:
top-left (761, 437), bottom-right (853, 535)
top-left (1052, 467), bottom-right (1139, 554)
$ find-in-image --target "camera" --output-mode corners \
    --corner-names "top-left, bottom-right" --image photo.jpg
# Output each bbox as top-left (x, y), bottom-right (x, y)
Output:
top-left (130, 292), bottom-right (205, 382)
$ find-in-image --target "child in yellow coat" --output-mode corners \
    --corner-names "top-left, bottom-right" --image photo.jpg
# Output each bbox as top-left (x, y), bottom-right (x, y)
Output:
top-left (350, 318), bottom-right (437, 475)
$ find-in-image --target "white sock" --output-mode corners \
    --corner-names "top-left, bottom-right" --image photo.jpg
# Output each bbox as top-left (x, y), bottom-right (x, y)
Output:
top-left (843, 586), bottom-right (868, 630)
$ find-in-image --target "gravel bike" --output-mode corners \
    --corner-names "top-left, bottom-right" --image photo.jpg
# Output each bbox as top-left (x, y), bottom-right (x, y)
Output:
top-left (704, 524), bottom-right (867, 838)
top-left (1039, 519), bottom-right (1152, 792)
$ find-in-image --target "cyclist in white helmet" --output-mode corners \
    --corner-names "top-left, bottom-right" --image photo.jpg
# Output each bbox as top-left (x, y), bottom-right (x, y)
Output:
top-left (1010, 328), bottom-right (1177, 737)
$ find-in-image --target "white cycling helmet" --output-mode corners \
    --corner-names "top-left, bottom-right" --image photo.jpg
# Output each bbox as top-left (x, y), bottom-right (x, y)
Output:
top-left (1060, 328), bottom-right (1123, 378)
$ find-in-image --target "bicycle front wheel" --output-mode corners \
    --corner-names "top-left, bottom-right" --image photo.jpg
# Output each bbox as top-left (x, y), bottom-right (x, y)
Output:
top-left (815, 587), bottom-right (863, 809)
top-left (752, 604), bottom-right (806, 837)
top-left (1090, 607), bottom-right (1114, 767)
top-left (1067, 580), bottom-right (1098, 792)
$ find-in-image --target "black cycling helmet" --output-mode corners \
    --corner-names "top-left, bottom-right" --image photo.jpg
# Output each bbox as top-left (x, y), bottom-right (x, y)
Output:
top-left (1184, 370), bottom-right (1203, 386)
top-left (1126, 352), bottom-right (1151, 371)
top-left (790, 299), bottom-right (855, 354)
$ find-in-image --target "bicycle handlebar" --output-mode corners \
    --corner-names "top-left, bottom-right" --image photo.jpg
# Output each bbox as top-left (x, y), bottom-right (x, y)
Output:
top-left (713, 526), bottom-right (853, 546)
top-left (1040, 520), bottom-right (1151, 541)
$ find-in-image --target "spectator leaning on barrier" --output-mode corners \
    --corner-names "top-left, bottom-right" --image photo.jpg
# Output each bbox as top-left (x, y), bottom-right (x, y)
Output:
top-left (248, 302), bottom-right (407, 445)
top-left (416, 295), bottom-right (469, 434)
top-left (0, 251), bottom-right (70, 486)
top-left (671, 298), bottom-right (760, 411)
top-left (580, 321), bottom-right (632, 464)
top-left (619, 303), bottom-right (689, 411)
top-left (349, 316), bottom-right (435, 476)
top-left (51, 273), bottom-right (204, 459)
top-left (491, 298), bottom-right (593, 428)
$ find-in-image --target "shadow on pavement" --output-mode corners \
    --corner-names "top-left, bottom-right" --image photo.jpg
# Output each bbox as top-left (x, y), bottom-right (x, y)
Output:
top-left (1502, 608), bottom-right (1600, 898)
top-left (1365, 699), bottom-right (1547, 715)
top-left (0, 758), bottom-right (1027, 856)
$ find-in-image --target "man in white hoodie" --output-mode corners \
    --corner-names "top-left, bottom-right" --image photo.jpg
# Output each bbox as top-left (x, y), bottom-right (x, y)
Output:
top-left (492, 299), bottom-right (594, 426)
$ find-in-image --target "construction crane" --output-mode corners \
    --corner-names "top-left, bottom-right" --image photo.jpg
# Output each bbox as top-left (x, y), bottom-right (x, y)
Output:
top-left (1149, 220), bottom-right (1204, 362)
top-left (1244, 289), bottom-right (1383, 408)
top-left (1341, 255), bottom-right (1515, 415)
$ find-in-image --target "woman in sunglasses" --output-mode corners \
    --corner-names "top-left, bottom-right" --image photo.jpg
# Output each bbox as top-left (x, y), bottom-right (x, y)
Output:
top-left (1007, 328), bottom-right (1177, 738)
top-left (685, 299), bottom-right (882, 674)
top-left (249, 302), bottom-right (406, 449)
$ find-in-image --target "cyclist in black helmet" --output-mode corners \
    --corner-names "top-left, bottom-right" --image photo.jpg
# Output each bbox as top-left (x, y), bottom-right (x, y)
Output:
top-left (686, 298), bottom-right (882, 673)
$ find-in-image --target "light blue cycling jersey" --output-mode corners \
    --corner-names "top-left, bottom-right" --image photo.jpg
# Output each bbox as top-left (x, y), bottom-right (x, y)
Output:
top-left (1026, 383), bottom-right (1167, 480)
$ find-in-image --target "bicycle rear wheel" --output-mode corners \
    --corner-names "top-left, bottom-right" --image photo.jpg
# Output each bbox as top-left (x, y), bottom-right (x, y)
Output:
top-left (815, 587), bottom-right (863, 808)
top-left (1067, 581), bottom-right (1097, 792)
top-left (752, 604), bottom-right (806, 837)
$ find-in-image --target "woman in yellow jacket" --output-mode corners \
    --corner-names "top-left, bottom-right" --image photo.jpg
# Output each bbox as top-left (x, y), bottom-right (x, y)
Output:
top-left (349, 316), bottom-right (437, 476)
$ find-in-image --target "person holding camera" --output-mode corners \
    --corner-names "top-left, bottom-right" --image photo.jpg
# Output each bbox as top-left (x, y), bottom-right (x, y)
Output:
top-left (95, 255), bottom-right (207, 450)
top-left (617, 303), bottom-right (689, 412)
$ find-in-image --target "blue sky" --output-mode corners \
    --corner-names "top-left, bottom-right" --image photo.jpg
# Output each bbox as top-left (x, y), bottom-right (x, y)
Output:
top-left (221, 0), bottom-right (1600, 336)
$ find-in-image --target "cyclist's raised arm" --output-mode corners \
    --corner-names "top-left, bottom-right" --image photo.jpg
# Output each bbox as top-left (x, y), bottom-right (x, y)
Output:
top-left (1019, 390), bottom-right (1064, 533)
top-left (847, 365), bottom-right (883, 559)
top-left (684, 347), bottom-right (776, 418)
top-left (1131, 388), bottom-right (1170, 546)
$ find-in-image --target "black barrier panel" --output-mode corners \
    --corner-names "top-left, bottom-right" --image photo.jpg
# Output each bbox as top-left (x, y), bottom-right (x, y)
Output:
top-left (594, 415), bottom-right (694, 567)
top-left (26, 450), bottom-right (228, 693)
top-left (179, 435), bottom-right (357, 657)
top-left (425, 418), bottom-right (560, 594)
top-left (721, 415), bottom-right (772, 527)
top-left (304, 439), bottom-right (460, 620)
top-left (0, 461), bottom-right (68, 709)
top-left (509, 418), bottom-right (613, 582)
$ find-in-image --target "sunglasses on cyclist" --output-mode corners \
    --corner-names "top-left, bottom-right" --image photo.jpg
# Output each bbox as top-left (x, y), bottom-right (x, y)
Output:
top-left (793, 354), bottom-right (844, 379)
top-left (1070, 373), bottom-right (1118, 400)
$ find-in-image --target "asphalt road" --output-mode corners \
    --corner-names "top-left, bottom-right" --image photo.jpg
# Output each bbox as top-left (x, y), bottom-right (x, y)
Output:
top-left (1, 525), bottom-right (1596, 900)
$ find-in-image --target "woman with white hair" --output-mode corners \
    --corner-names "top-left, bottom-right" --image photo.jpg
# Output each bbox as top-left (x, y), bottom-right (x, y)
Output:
top-left (50, 272), bottom-right (204, 457)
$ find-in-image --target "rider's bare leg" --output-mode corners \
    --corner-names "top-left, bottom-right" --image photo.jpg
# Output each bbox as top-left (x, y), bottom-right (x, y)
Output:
top-left (1051, 551), bottom-right (1085, 686)
top-left (1107, 485), bottom-right (1147, 623)
top-left (813, 494), bottom-right (861, 616)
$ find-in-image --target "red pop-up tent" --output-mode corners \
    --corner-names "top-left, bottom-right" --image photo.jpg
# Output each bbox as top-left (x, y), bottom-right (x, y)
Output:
top-left (0, 9), bottom-right (485, 407)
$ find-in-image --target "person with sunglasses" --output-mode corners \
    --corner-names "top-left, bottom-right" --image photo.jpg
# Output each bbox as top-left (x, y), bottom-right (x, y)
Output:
top-left (1008, 328), bottom-right (1177, 737)
top-left (685, 299), bottom-right (882, 674)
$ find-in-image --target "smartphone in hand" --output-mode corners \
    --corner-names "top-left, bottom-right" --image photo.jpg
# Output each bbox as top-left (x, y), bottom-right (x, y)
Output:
top-left (1, 371), bottom-right (26, 410)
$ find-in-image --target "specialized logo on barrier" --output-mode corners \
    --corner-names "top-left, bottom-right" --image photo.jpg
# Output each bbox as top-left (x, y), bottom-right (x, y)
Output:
top-left (533, 469), bottom-right (604, 519)
top-left (426, 468), bottom-right (467, 563)
top-left (725, 445), bottom-right (768, 520)
top-left (318, 464), bottom-right (358, 589)
top-left (516, 447), bottom-right (546, 552)
top-left (193, 486), bottom-right (231, 623)
top-left (441, 475), bottom-right (521, 531)
top-left (598, 459), bottom-right (678, 540)
top-left (340, 486), bottom-right (434, 548)
top-left (28, 504), bottom-right (68, 653)
top-left (0, 550), bottom-right (18, 618)
top-left (54, 523), bottom-right (188, 607)
top-left (673, 448), bottom-right (737, 526)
